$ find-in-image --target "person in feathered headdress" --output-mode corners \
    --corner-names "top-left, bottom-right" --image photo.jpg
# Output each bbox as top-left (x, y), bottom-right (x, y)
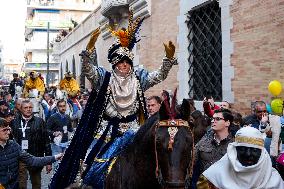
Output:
top-left (23, 71), bottom-right (45, 98)
top-left (50, 11), bottom-right (178, 189)
top-left (59, 71), bottom-right (80, 98)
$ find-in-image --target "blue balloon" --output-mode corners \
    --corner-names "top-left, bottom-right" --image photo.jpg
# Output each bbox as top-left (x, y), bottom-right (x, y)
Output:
top-left (266, 103), bottom-right (272, 114)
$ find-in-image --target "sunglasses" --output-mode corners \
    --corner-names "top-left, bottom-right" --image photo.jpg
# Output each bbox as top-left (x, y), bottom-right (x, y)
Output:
top-left (0, 127), bottom-right (11, 132)
top-left (211, 117), bottom-right (225, 122)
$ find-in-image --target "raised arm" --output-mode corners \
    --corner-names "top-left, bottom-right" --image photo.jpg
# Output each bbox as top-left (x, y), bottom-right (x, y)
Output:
top-left (138, 41), bottom-right (178, 91)
top-left (81, 54), bottom-right (100, 87)
top-left (80, 28), bottom-right (102, 88)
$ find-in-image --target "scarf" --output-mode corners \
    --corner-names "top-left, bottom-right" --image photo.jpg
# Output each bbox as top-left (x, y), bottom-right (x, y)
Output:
top-left (109, 70), bottom-right (138, 117)
top-left (203, 143), bottom-right (284, 189)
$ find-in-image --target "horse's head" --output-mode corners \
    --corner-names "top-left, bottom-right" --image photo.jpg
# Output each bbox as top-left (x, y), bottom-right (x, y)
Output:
top-left (189, 110), bottom-right (211, 144)
top-left (14, 86), bottom-right (23, 98)
top-left (29, 89), bottom-right (39, 98)
top-left (55, 89), bottom-right (68, 100)
top-left (15, 86), bottom-right (23, 93)
top-left (155, 89), bottom-right (194, 188)
top-left (179, 99), bottom-right (196, 122)
top-left (154, 120), bottom-right (194, 189)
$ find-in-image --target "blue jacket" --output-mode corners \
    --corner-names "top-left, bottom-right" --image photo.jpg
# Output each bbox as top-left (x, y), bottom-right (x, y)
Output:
top-left (0, 140), bottom-right (55, 189)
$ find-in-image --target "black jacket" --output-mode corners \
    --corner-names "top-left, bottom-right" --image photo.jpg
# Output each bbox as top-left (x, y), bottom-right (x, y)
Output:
top-left (9, 79), bottom-right (23, 97)
top-left (0, 140), bottom-right (55, 189)
top-left (11, 114), bottom-right (51, 157)
top-left (46, 112), bottom-right (73, 143)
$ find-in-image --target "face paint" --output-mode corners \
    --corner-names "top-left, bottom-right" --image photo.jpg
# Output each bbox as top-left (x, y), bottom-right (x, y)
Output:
top-left (236, 146), bottom-right (262, 166)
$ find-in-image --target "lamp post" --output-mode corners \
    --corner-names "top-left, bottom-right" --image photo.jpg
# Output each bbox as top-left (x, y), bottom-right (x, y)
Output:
top-left (46, 22), bottom-right (50, 87)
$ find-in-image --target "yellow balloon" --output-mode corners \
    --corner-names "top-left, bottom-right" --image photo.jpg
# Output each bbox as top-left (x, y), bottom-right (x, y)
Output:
top-left (268, 80), bottom-right (282, 96)
top-left (271, 98), bottom-right (283, 114)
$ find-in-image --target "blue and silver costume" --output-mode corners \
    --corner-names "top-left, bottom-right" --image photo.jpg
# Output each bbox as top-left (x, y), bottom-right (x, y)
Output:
top-left (50, 15), bottom-right (177, 188)
top-left (81, 57), bottom-right (177, 188)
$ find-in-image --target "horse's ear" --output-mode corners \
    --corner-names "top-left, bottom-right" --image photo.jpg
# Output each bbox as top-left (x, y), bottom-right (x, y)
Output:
top-left (159, 101), bottom-right (170, 120)
top-left (170, 88), bottom-right (178, 119)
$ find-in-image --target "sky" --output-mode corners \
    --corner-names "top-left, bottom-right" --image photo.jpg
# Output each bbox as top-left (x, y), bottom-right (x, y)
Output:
top-left (0, 0), bottom-right (26, 62)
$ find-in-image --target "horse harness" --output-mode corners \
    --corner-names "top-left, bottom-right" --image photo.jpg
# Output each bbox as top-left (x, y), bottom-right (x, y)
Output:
top-left (154, 119), bottom-right (195, 188)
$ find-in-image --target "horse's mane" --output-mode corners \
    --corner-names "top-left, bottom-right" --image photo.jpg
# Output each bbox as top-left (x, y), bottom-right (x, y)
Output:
top-left (125, 113), bottom-right (159, 152)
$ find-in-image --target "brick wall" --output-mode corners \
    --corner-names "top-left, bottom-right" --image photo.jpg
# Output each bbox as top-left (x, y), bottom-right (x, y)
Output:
top-left (138, 0), bottom-right (179, 97)
top-left (86, 0), bottom-right (180, 97)
top-left (230, 0), bottom-right (284, 115)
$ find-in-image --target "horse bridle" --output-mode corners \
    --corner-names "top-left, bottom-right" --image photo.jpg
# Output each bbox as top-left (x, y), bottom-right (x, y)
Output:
top-left (154, 119), bottom-right (195, 188)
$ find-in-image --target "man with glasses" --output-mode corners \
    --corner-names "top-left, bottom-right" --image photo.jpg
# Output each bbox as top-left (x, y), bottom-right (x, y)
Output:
top-left (192, 109), bottom-right (234, 188)
top-left (0, 118), bottom-right (63, 189)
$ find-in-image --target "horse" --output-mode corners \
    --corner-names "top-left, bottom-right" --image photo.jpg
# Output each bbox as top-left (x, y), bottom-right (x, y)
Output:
top-left (104, 92), bottom-right (195, 189)
top-left (14, 85), bottom-right (23, 99)
top-left (28, 89), bottom-right (46, 119)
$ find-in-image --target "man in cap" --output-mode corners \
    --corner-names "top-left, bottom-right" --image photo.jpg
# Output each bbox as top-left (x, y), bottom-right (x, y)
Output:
top-left (59, 71), bottom-right (80, 98)
top-left (198, 127), bottom-right (284, 189)
top-left (23, 71), bottom-right (45, 98)
top-left (9, 73), bottom-right (24, 99)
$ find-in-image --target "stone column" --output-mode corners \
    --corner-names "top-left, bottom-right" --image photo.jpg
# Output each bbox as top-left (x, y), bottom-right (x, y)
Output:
top-left (101, 0), bottom-right (130, 30)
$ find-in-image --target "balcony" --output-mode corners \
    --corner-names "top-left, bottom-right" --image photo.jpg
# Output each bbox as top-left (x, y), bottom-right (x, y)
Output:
top-left (25, 20), bottom-right (73, 30)
top-left (101, 0), bottom-right (128, 18)
top-left (52, 41), bottom-right (60, 55)
top-left (27, 0), bottom-right (96, 12)
top-left (25, 41), bottom-right (47, 51)
top-left (24, 62), bottom-right (59, 71)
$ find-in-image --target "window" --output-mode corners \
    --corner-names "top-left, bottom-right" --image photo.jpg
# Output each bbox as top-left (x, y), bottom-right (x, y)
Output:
top-left (66, 60), bottom-right (69, 72)
top-left (72, 55), bottom-right (76, 78)
top-left (60, 62), bottom-right (63, 80)
top-left (187, 1), bottom-right (222, 101)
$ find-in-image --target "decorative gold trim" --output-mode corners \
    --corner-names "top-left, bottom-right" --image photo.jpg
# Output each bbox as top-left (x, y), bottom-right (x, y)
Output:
top-left (94, 157), bottom-right (109, 163)
top-left (107, 157), bottom-right (117, 175)
top-left (197, 175), bottom-right (213, 189)
top-left (235, 136), bottom-right (264, 147)
top-left (158, 119), bottom-right (189, 127)
top-left (94, 134), bottom-right (111, 143)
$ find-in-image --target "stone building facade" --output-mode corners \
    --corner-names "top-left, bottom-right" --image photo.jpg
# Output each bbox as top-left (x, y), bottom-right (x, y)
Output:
top-left (54, 0), bottom-right (284, 115)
